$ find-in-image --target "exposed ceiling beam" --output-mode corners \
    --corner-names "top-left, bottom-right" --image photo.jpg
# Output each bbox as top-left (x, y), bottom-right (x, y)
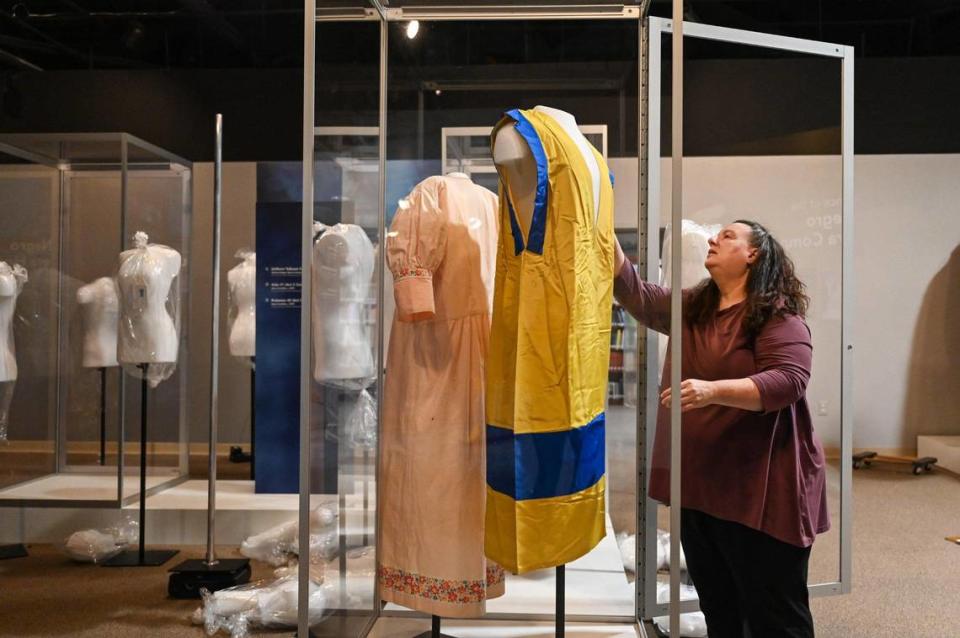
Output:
top-left (0, 47), bottom-right (43, 71)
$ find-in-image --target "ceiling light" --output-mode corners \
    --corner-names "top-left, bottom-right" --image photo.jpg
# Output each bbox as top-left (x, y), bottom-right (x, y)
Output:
top-left (406, 20), bottom-right (420, 40)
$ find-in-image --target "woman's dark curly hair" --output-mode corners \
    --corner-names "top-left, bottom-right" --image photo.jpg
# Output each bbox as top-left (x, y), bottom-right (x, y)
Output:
top-left (684, 220), bottom-right (809, 337)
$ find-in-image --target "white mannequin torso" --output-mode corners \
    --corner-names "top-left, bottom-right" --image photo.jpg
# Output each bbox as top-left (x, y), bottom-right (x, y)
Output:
top-left (0, 262), bottom-right (27, 382)
top-left (492, 106), bottom-right (601, 233)
top-left (228, 252), bottom-right (256, 358)
top-left (77, 276), bottom-right (120, 368)
top-left (312, 223), bottom-right (375, 384)
top-left (117, 232), bottom-right (181, 364)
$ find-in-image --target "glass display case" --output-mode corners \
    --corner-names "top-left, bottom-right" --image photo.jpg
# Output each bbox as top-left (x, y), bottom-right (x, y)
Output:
top-left (0, 133), bottom-right (192, 508)
top-left (305, 4), bottom-right (853, 636)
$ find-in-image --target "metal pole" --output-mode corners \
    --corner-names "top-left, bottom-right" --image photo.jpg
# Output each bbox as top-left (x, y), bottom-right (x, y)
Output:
top-left (250, 362), bottom-right (255, 480)
top-left (205, 113), bottom-right (224, 567)
top-left (373, 6), bottom-right (389, 616)
top-left (138, 365), bottom-right (148, 565)
top-left (117, 137), bottom-right (128, 505)
top-left (839, 45), bottom-right (855, 596)
top-left (299, 0), bottom-right (316, 634)
top-left (99, 367), bottom-right (107, 466)
top-left (669, 1), bottom-right (684, 636)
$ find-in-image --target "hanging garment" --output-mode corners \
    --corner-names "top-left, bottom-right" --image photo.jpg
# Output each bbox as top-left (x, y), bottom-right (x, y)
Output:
top-left (485, 109), bottom-right (615, 574)
top-left (379, 174), bottom-right (505, 617)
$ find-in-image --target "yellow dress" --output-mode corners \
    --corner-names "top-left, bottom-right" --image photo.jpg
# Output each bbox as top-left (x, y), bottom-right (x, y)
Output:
top-left (485, 109), bottom-right (615, 574)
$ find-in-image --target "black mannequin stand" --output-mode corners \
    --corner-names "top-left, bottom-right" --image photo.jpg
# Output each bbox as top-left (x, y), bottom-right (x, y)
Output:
top-left (557, 564), bottom-right (565, 638)
top-left (98, 367), bottom-right (107, 466)
top-left (0, 544), bottom-right (28, 560)
top-left (103, 364), bottom-right (179, 567)
top-left (414, 615), bottom-right (456, 638)
top-left (249, 359), bottom-right (255, 479)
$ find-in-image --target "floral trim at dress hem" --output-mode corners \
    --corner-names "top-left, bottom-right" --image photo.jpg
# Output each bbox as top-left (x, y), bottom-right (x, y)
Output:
top-left (487, 563), bottom-right (506, 586)
top-left (393, 266), bottom-right (431, 283)
top-left (378, 564), bottom-right (505, 605)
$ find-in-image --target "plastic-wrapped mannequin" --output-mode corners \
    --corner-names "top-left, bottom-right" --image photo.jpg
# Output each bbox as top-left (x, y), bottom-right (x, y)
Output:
top-left (660, 219), bottom-right (721, 289)
top-left (0, 262), bottom-right (27, 382)
top-left (657, 220), bottom-right (721, 368)
top-left (0, 262), bottom-right (27, 441)
top-left (117, 231), bottom-right (182, 387)
top-left (311, 224), bottom-right (375, 388)
top-left (493, 105), bottom-right (601, 231)
top-left (76, 277), bottom-right (120, 369)
top-left (227, 250), bottom-right (256, 358)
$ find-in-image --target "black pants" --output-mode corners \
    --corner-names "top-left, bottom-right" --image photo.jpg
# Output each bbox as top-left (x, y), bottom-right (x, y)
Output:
top-left (680, 508), bottom-right (815, 638)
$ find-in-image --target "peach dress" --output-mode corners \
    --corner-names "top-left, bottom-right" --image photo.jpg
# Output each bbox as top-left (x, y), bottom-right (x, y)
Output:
top-left (379, 174), bottom-right (505, 617)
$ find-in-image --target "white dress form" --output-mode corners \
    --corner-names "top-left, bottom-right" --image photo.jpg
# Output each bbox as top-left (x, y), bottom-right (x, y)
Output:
top-left (532, 105), bottom-right (601, 215)
top-left (312, 224), bottom-right (375, 385)
top-left (492, 106), bottom-right (601, 232)
top-left (76, 277), bottom-right (120, 368)
top-left (117, 232), bottom-right (181, 365)
top-left (228, 252), bottom-right (256, 358)
top-left (0, 262), bottom-right (28, 382)
top-left (492, 124), bottom-right (538, 233)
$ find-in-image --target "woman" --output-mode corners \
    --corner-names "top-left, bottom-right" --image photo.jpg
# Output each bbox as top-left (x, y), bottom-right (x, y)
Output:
top-left (614, 220), bottom-right (829, 638)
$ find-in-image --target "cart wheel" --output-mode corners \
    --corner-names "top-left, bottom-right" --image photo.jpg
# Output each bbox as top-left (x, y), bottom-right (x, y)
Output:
top-left (853, 461), bottom-right (862, 470)
top-left (925, 464), bottom-right (935, 473)
top-left (913, 465), bottom-right (923, 475)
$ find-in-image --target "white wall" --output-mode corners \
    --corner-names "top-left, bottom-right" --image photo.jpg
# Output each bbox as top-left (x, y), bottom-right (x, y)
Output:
top-left (190, 157), bottom-right (960, 451)
top-left (609, 154), bottom-right (960, 451)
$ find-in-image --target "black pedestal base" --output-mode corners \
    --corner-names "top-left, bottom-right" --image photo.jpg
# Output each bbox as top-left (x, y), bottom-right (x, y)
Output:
top-left (101, 548), bottom-right (179, 567)
top-left (413, 633), bottom-right (457, 638)
top-left (167, 558), bottom-right (251, 598)
top-left (0, 544), bottom-right (28, 560)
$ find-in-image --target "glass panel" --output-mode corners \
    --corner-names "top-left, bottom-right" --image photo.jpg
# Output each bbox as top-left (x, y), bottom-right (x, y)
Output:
top-left (383, 18), bottom-right (639, 620)
top-left (0, 149), bottom-right (60, 495)
top-left (648, 24), bottom-right (844, 632)
top-left (61, 167), bottom-right (124, 473)
top-left (306, 16), bottom-right (381, 637)
top-left (121, 153), bottom-right (192, 500)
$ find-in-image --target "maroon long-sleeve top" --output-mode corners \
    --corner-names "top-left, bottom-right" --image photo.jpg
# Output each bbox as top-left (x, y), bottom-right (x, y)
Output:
top-left (615, 261), bottom-right (830, 548)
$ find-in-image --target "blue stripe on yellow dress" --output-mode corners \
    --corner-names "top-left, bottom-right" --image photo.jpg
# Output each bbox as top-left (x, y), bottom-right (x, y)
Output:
top-left (485, 108), bottom-right (615, 575)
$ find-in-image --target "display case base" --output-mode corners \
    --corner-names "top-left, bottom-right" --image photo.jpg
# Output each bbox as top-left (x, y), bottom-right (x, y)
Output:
top-left (0, 544), bottom-right (28, 560)
top-left (101, 548), bottom-right (179, 567)
top-left (167, 558), bottom-right (251, 598)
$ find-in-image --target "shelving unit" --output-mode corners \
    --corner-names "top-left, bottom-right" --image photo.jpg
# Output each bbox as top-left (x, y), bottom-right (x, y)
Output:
top-left (608, 303), bottom-right (628, 405)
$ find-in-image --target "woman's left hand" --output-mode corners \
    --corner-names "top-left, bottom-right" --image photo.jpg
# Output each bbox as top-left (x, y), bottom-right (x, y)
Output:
top-left (660, 379), bottom-right (717, 412)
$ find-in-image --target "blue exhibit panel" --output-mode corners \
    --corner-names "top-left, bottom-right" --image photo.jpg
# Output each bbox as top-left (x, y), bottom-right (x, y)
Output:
top-left (254, 202), bottom-right (301, 493)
